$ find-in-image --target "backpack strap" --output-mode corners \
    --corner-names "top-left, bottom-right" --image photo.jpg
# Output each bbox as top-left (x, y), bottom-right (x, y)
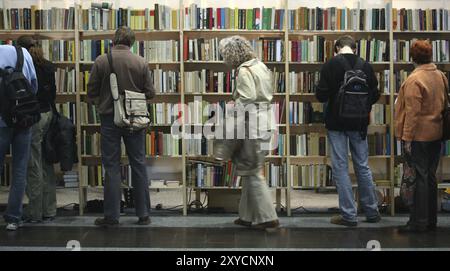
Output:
top-left (336, 54), bottom-right (353, 72)
top-left (107, 51), bottom-right (115, 74)
top-left (14, 46), bottom-right (24, 72)
top-left (353, 57), bottom-right (365, 71)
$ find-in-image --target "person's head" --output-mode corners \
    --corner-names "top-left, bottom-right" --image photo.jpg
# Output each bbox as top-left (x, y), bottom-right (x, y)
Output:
top-left (113, 26), bottom-right (135, 48)
top-left (17, 35), bottom-right (36, 51)
top-left (219, 35), bottom-right (256, 68)
top-left (410, 40), bottom-right (432, 65)
top-left (334, 35), bottom-right (357, 54)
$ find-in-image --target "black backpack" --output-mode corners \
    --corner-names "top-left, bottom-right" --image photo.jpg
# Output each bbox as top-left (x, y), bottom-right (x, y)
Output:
top-left (335, 55), bottom-right (371, 122)
top-left (0, 46), bottom-right (40, 130)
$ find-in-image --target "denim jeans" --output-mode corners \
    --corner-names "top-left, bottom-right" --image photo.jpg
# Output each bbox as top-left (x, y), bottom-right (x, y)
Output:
top-left (328, 131), bottom-right (379, 222)
top-left (0, 127), bottom-right (32, 223)
top-left (100, 115), bottom-right (151, 221)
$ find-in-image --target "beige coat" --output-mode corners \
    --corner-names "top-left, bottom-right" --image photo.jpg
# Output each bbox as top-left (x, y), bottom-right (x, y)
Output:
top-left (214, 58), bottom-right (275, 176)
top-left (395, 63), bottom-right (448, 142)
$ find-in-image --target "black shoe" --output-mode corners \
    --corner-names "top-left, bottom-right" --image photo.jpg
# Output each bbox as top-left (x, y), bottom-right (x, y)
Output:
top-left (330, 215), bottom-right (357, 227)
top-left (95, 217), bottom-right (119, 227)
top-left (365, 215), bottom-right (381, 223)
top-left (43, 216), bottom-right (55, 223)
top-left (397, 224), bottom-right (428, 234)
top-left (136, 217), bottom-right (151, 225)
top-left (428, 224), bottom-right (437, 231)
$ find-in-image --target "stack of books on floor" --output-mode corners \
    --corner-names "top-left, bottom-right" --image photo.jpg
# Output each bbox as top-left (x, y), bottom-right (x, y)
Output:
top-left (63, 171), bottom-right (79, 188)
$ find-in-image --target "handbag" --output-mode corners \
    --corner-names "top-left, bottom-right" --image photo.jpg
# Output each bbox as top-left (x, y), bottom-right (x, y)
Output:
top-left (400, 144), bottom-right (416, 207)
top-left (108, 52), bottom-right (150, 131)
top-left (441, 72), bottom-right (450, 140)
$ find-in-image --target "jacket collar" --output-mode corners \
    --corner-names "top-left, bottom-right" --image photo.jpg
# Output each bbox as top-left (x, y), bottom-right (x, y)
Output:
top-left (338, 46), bottom-right (354, 55)
top-left (413, 63), bottom-right (437, 72)
top-left (112, 44), bottom-right (130, 51)
top-left (239, 58), bottom-right (258, 68)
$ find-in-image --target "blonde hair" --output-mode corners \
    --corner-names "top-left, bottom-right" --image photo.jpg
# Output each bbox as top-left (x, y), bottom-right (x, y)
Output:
top-left (219, 36), bottom-right (256, 68)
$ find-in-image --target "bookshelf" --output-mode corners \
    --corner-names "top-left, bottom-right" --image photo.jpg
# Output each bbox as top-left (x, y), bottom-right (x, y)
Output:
top-left (1, 0), bottom-right (449, 217)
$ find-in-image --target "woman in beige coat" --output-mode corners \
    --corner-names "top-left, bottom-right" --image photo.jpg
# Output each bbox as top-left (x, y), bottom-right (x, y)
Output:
top-left (395, 40), bottom-right (448, 233)
top-left (216, 36), bottom-right (279, 230)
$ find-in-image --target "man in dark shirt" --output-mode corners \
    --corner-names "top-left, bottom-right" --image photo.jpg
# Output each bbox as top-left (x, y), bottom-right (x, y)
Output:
top-left (316, 36), bottom-right (381, 227)
top-left (88, 27), bottom-right (155, 227)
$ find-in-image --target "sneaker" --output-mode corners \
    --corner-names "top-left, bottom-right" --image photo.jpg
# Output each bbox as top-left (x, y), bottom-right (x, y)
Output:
top-left (365, 215), bottom-right (381, 223)
top-left (330, 215), bottom-right (357, 227)
top-left (254, 220), bottom-right (280, 232)
top-left (94, 217), bottom-right (119, 227)
top-left (136, 217), bottom-right (151, 225)
top-left (6, 221), bottom-right (23, 231)
top-left (234, 218), bottom-right (252, 227)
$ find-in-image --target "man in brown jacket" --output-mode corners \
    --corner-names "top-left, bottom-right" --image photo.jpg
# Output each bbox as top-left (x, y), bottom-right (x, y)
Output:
top-left (87, 27), bottom-right (155, 227)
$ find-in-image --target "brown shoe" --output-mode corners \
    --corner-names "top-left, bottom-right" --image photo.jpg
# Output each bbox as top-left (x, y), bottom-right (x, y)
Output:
top-left (234, 218), bottom-right (252, 227)
top-left (254, 220), bottom-right (280, 231)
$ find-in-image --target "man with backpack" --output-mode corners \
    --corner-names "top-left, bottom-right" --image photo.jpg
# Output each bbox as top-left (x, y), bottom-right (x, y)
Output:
top-left (0, 44), bottom-right (39, 231)
top-left (316, 36), bottom-right (381, 227)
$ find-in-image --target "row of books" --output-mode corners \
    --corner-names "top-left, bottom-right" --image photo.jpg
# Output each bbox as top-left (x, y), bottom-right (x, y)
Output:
top-left (184, 5), bottom-right (285, 30)
top-left (55, 68), bottom-right (76, 93)
top-left (288, 70), bottom-right (390, 94)
top-left (40, 40), bottom-right (76, 62)
top-left (82, 131), bottom-right (182, 157)
top-left (184, 68), bottom-right (286, 93)
top-left (130, 40), bottom-right (180, 62)
top-left (184, 38), bottom-right (284, 62)
top-left (288, 38), bottom-right (389, 63)
top-left (370, 104), bottom-right (388, 125)
top-left (80, 39), bottom-right (180, 62)
top-left (290, 164), bottom-right (333, 188)
top-left (151, 69), bottom-right (180, 93)
top-left (288, 7), bottom-right (387, 31)
top-left (393, 8), bottom-right (450, 31)
top-left (264, 162), bottom-right (287, 188)
top-left (80, 102), bottom-right (99, 125)
top-left (184, 69), bottom-right (235, 94)
top-left (368, 133), bottom-right (390, 156)
top-left (394, 39), bottom-right (450, 63)
top-left (80, 5), bottom-right (179, 31)
top-left (289, 102), bottom-right (324, 125)
top-left (186, 161), bottom-right (239, 188)
top-left (80, 69), bottom-right (180, 94)
top-left (290, 133), bottom-right (328, 156)
top-left (0, 7), bottom-right (75, 30)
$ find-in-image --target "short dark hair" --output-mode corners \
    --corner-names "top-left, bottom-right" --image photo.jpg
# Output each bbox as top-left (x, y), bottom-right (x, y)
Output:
top-left (113, 27), bottom-right (135, 47)
top-left (410, 40), bottom-right (432, 64)
top-left (334, 35), bottom-right (356, 53)
top-left (17, 35), bottom-right (36, 50)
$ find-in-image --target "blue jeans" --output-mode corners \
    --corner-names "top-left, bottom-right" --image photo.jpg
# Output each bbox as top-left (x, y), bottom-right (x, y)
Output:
top-left (0, 127), bottom-right (32, 223)
top-left (328, 131), bottom-right (379, 222)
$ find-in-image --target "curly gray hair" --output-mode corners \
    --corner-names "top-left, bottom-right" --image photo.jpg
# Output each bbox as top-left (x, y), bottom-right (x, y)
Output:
top-left (219, 36), bottom-right (256, 68)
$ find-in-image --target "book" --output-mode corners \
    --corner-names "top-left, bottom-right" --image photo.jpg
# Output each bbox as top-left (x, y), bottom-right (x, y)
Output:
top-left (1, 6), bottom-right (75, 30)
top-left (393, 8), bottom-right (450, 31)
top-left (184, 5), bottom-right (284, 30)
top-left (290, 164), bottom-right (332, 188)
